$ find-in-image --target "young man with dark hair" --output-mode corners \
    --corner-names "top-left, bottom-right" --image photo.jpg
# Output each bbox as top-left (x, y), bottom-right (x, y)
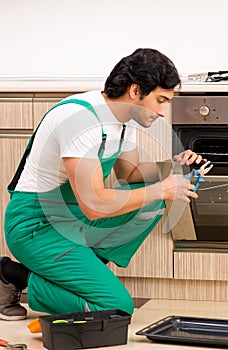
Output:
top-left (0, 48), bottom-right (202, 320)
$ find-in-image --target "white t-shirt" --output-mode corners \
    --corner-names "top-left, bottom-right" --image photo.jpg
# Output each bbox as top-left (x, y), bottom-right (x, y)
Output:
top-left (16, 90), bottom-right (137, 192)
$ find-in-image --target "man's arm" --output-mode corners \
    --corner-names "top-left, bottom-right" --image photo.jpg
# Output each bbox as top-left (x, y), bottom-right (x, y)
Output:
top-left (63, 156), bottom-right (159, 220)
top-left (114, 148), bottom-right (205, 184)
top-left (113, 148), bottom-right (160, 184)
top-left (63, 155), bottom-right (197, 221)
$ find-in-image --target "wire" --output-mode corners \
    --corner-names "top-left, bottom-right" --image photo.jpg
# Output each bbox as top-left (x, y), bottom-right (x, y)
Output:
top-left (198, 183), bottom-right (228, 191)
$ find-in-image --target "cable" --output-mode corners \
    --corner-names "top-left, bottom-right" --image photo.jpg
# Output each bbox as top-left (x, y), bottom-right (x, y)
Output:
top-left (198, 183), bottom-right (228, 191)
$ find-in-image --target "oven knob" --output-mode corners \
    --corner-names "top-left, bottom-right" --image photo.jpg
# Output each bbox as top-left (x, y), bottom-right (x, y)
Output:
top-left (199, 105), bottom-right (210, 116)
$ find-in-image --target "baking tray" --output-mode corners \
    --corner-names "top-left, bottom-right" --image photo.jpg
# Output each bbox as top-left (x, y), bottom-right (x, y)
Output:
top-left (136, 315), bottom-right (228, 347)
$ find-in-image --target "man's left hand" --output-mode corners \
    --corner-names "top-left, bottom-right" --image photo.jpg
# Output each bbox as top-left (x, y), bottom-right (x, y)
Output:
top-left (173, 149), bottom-right (206, 166)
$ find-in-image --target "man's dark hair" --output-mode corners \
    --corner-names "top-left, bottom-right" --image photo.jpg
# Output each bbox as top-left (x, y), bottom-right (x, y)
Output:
top-left (103, 48), bottom-right (181, 98)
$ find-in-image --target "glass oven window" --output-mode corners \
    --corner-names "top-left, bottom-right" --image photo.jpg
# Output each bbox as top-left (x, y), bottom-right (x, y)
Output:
top-left (191, 178), bottom-right (228, 241)
top-left (190, 137), bottom-right (228, 163)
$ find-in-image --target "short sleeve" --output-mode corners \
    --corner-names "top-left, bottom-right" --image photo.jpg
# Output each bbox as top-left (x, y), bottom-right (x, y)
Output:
top-left (55, 108), bottom-right (102, 160)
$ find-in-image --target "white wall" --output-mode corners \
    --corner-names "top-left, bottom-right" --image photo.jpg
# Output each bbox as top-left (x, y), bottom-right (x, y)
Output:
top-left (0, 0), bottom-right (227, 76)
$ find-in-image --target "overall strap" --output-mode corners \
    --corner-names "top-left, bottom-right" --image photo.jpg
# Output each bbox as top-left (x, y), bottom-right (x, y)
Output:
top-left (8, 99), bottom-right (106, 191)
top-left (118, 123), bottom-right (126, 153)
top-left (98, 123), bottom-right (126, 160)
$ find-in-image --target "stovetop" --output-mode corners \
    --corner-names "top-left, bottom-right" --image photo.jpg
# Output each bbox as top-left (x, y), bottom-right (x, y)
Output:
top-left (186, 71), bottom-right (228, 82)
top-left (206, 71), bottom-right (228, 82)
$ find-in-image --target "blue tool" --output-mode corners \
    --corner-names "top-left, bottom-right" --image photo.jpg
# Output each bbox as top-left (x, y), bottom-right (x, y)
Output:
top-left (185, 161), bottom-right (213, 192)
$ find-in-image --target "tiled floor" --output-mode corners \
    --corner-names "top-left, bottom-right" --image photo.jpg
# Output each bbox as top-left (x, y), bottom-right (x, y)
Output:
top-left (0, 299), bottom-right (228, 349)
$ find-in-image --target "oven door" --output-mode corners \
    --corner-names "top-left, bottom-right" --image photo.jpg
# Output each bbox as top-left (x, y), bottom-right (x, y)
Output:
top-left (191, 176), bottom-right (228, 241)
top-left (172, 125), bottom-right (228, 175)
top-left (171, 96), bottom-right (228, 247)
top-left (160, 163), bottom-right (228, 244)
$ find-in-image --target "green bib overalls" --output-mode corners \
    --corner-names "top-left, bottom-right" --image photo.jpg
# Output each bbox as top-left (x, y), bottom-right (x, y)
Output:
top-left (4, 99), bottom-right (165, 315)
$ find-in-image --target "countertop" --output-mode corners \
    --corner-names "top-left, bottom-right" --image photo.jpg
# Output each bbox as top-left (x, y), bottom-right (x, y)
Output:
top-left (0, 76), bottom-right (106, 93)
top-left (0, 75), bottom-right (228, 93)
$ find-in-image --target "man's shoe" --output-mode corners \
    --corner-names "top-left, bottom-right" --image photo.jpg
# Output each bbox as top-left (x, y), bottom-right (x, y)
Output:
top-left (0, 257), bottom-right (27, 320)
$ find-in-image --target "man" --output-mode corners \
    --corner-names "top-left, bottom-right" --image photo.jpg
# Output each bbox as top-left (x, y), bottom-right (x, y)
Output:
top-left (0, 48), bottom-right (202, 320)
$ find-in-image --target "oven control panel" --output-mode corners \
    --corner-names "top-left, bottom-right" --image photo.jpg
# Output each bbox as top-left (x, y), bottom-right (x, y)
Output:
top-left (172, 96), bottom-right (228, 124)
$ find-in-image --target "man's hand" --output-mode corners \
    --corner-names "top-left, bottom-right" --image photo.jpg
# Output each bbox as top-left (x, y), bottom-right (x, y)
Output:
top-left (173, 149), bottom-right (206, 166)
top-left (160, 174), bottom-right (198, 203)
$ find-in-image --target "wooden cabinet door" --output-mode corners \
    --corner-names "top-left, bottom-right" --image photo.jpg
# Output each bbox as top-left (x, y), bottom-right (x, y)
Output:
top-left (0, 97), bottom-right (33, 257)
top-left (33, 94), bottom-right (72, 128)
top-left (0, 98), bottom-right (33, 129)
top-left (33, 99), bottom-right (60, 129)
top-left (109, 221), bottom-right (174, 278)
top-left (0, 135), bottom-right (31, 256)
top-left (110, 105), bottom-right (174, 278)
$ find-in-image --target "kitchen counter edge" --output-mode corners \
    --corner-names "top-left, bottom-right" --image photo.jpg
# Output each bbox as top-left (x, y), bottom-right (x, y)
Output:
top-left (0, 78), bottom-right (227, 93)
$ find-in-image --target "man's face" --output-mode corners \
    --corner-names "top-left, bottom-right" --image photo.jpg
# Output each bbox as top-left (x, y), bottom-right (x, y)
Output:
top-left (130, 86), bottom-right (174, 128)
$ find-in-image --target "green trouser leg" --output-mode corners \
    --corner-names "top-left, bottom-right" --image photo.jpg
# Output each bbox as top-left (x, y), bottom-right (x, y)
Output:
top-left (26, 243), bottom-right (134, 315)
top-left (7, 226), bottom-right (134, 315)
top-left (5, 185), bottom-right (163, 316)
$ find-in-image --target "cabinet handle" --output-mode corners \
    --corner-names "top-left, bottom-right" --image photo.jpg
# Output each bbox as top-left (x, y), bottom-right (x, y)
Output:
top-left (33, 98), bottom-right (62, 102)
top-left (0, 98), bottom-right (33, 102)
top-left (0, 132), bottom-right (32, 138)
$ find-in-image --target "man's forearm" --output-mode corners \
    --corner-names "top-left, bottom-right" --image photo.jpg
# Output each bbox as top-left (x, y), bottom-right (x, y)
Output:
top-left (126, 162), bottom-right (160, 184)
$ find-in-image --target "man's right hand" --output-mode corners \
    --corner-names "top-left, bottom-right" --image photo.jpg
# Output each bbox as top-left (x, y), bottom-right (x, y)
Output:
top-left (160, 174), bottom-right (198, 203)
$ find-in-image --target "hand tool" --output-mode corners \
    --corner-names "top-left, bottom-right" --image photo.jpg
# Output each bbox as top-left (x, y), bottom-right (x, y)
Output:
top-left (5, 345), bottom-right (27, 349)
top-left (0, 339), bottom-right (27, 349)
top-left (0, 339), bottom-right (8, 347)
top-left (185, 161), bottom-right (213, 192)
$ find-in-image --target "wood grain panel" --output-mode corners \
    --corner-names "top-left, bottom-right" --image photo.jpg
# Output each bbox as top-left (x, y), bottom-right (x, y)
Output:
top-left (120, 277), bottom-right (228, 301)
top-left (0, 136), bottom-right (30, 256)
top-left (0, 100), bottom-right (33, 129)
top-left (174, 252), bottom-right (228, 280)
top-left (136, 119), bottom-right (172, 162)
top-left (33, 93), bottom-right (77, 128)
top-left (33, 100), bottom-right (61, 129)
top-left (109, 220), bottom-right (174, 278)
top-left (109, 105), bottom-right (174, 278)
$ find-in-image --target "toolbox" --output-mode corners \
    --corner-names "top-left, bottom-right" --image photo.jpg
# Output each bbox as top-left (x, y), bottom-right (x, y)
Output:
top-left (39, 309), bottom-right (131, 350)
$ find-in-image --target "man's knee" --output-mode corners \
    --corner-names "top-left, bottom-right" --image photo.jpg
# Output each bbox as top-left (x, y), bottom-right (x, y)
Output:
top-left (116, 292), bottom-right (134, 315)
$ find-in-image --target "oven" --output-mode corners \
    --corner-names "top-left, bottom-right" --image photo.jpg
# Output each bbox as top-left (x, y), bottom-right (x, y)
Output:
top-left (171, 94), bottom-right (228, 248)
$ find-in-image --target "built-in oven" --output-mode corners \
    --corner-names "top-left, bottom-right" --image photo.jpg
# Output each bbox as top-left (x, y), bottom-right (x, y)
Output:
top-left (171, 94), bottom-right (228, 249)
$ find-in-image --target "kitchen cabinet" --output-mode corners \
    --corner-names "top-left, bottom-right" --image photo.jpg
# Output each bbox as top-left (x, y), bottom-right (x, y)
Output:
top-left (1, 87), bottom-right (227, 302)
top-left (0, 93), bottom-right (73, 257)
top-left (33, 93), bottom-right (71, 128)
top-left (36, 96), bottom-right (175, 280)
top-left (109, 105), bottom-right (174, 279)
top-left (0, 94), bottom-right (67, 257)
top-left (0, 95), bottom-right (33, 256)
top-left (109, 221), bottom-right (174, 278)
top-left (0, 137), bottom-right (31, 257)
top-left (0, 95), bottom-right (33, 129)
top-left (0, 93), bottom-right (75, 256)
top-left (35, 96), bottom-right (175, 279)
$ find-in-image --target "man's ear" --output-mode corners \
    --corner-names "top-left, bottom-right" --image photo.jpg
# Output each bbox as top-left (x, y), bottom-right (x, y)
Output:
top-left (129, 84), bottom-right (140, 100)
